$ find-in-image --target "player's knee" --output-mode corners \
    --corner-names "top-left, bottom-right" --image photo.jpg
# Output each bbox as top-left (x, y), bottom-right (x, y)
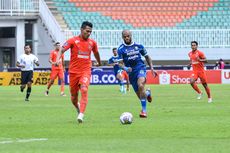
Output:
top-left (27, 82), bottom-right (32, 87)
top-left (80, 86), bottom-right (88, 93)
top-left (190, 78), bottom-right (195, 84)
top-left (138, 84), bottom-right (145, 91)
top-left (50, 80), bottom-right (54, 84)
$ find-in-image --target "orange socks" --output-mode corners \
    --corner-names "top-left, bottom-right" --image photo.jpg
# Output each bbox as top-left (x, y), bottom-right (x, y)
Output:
top-left (79, 86), bottom-right (88, 113)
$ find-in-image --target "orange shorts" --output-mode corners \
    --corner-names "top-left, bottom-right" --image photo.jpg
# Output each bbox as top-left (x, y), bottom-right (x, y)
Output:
top-left (69, 73), bottom-right (91, 95)
top-left (121, 70), bottom-right (129, 81)
top-left (190, 71), bottom-right (207, 83)
top-left (50, 69), bottom-right (64, 80)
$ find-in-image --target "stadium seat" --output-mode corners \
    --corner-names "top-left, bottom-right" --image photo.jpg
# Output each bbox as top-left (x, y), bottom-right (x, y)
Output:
top-left (51, 0), bottom-right (230, 29)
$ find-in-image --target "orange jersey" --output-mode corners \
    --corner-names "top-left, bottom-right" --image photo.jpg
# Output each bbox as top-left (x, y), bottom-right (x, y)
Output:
top-left (50, 50), bottom-right (64, 70)
top-left (62, 35), bottom-right (98, 75)
top-left (188, 50), bottom-right (206, 72)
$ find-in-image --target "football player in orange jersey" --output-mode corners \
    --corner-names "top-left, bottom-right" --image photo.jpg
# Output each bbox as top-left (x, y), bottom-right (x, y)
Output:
top-left (56, 21), bottom-right (101, 123)
top-left (188, 41), bottom-right (212, 103)
top-left (45, 42), bottom-right (66, 96)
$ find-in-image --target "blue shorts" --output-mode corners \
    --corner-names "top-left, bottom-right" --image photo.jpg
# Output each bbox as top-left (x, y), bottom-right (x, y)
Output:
top-left (129, 68), bottom-right (146, 92)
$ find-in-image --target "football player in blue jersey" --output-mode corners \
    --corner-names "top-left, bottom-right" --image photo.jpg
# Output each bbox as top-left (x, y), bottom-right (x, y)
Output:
top-left (118, 30), bottom-right (157, 118)
top-left (108, 48), bottom-right (130, 93)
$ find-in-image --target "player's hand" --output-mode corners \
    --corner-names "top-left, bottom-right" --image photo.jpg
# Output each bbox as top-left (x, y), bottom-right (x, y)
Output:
top-left (93, 61), bottom-right (101, 67)
top-left (124, 67), bottom-right (132, 72)
top-left (54, 61), bottom-right (60, 66)
top-left (151, 69), bottom-right (158, 78)
top-left (21, 65), bottom-right (25, 68)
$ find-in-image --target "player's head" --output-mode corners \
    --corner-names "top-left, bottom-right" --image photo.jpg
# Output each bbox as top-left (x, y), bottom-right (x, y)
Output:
top-left (24, 44), bottom-right (31, 54)
top-left (112, 48), bottom-right (117, 56)
top-left (80, 21), bottom-right (93, 40)
top-left (191, 41), bottom-right (198, 51)
top-left (54, 42), bottom-right (60, 50)
top-left (122, 30), bottom-right (132, 45)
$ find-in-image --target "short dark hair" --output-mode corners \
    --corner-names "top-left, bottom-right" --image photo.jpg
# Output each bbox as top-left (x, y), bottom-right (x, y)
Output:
top-left (81, 21), bottom-right (93, 29)
top-left (24, 44), bottom-right (31, 48)
top-left (191, 41), bottom-right (198, 46)
top-left (54, 42), bottom-right (60, 46)
top-left (112, 48), bottom-right (117, 51)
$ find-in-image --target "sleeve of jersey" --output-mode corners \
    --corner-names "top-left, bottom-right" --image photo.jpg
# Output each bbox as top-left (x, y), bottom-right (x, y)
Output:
top-left (34, 55), bottom-right (39, 62)
top-left (17, 55), bottom-right (22, 63)
top-left (92, 41), bottom-right (99, 53)
top-left (199, 51), bottom-right (206, 59)
top-left (108, 58), bottom-right (113, 64)
top-left (62, 39), bottom-right (72, 51)
top-left (139, 44), bottom-right (148, 56)
top-left (49, 52), bottom-right (53, 60)
top-left (117, 49), bottom-right (123, 61)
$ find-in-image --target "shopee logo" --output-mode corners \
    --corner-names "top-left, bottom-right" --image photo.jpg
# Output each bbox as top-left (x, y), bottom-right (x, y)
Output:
top-left (172, 75), bottom-right (201, 84)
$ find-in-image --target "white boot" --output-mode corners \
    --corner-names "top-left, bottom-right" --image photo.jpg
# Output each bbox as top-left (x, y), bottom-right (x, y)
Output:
top-left (77, 113), bottom-right (84, 123)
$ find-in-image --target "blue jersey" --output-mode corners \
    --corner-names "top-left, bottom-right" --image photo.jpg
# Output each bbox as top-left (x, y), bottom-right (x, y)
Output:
top-left (118, 42), bottom-right (148, 92)
top-left (108, 55), bottom-right (122, 75)
top-left (118, 42), bottom-right (147, 70)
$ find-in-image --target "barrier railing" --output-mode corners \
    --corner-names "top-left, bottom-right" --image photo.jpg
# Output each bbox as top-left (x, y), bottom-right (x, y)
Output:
top-left (0, 0), bottom-right (39, 16)
top-left (64, 29), bottom-right (230, 48)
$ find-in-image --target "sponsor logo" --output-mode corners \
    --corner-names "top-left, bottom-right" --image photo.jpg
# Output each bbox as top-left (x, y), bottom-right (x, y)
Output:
top-left (221, 70), bottom-right (230, 84)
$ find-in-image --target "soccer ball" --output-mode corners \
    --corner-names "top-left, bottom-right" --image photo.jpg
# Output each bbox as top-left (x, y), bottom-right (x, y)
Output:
top-left (120, 112), bottom-right (133, 124)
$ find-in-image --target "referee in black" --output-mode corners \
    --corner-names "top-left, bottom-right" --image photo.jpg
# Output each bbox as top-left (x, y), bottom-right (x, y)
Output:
top-left (16, 44), bottom-right (39, 101)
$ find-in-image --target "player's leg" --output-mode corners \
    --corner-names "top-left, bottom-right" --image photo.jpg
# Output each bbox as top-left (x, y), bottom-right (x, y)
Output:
top-left (45, 70), bottom-right (58, 96)
top-left (25, 71), bottom-right (33, 101)
top-left (116, 70), bottom-right (125, 93)
top-left (69, 74), bottom-right (80, 115)
top-left (123, 71), bottom-right (130, 92)
top-left (20, 71), bottom-right (27, 92)
top-left (137, 77), bottom-right (148, 118)
top-left (58, 69), bottom-right (66, 96)
top-left (200, 72), bottom-right (212, 103)
top-left (132, 69), bottom-right (148, 118)
top-left (70, 86), bottom-right (80, 112)
top-left (190, 73), bottom-right (202, 99)
top-left (77, 74), bottom-right (91, 123)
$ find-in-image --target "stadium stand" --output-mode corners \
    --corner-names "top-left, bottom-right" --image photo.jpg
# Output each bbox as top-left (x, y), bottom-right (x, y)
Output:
top-left (49, 0), bottom-right (230, 29)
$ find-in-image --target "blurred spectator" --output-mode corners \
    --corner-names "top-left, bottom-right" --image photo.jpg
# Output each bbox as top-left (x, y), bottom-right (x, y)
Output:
top-left (214, 58), bottom-right (225, 69)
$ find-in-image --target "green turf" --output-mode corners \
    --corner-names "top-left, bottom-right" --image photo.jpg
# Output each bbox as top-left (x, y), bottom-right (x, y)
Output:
top-left (0, 84), bottom-right (230, 153)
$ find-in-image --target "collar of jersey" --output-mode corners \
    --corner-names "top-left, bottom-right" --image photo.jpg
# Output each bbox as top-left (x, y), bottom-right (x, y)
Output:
top-left (123, 42), bottom-right (134, 46)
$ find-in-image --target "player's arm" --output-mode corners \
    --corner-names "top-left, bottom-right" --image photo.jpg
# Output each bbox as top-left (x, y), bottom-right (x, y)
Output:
top-left (48, 53), bottom-right (55, 65)
top-left (62, 56), bottom-right (65, 71)
top-left (16, 61), bottom-right (25, 68)
top-left (108, 58), bottom-right (117, 66)
top-left (92, 42), bottom-right (102, 66)
top-left (197, 57), bottom-right (207, 63)
top-left (93, 51), bottom-right (102, 66)
top-left (117, 50), bottom-right (132, 72)
top-left (16, 56), bottom-right (25, 68)
top-left (56, 41), bottom-right (71, 65)
top-left (56, 48), bottom-right (66, 66)
top-left (144, 55), bottom-right (157, 77)
top-left (33, 56), bottom-right (39, 66)
top-left (197, 51), bottom-right (208, 63)
top-left (140, 45), bottom-right (157, 77)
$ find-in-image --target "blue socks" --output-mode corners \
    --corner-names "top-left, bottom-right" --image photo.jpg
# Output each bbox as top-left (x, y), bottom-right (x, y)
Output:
top-left (140, 99), bottom-right (147, 113)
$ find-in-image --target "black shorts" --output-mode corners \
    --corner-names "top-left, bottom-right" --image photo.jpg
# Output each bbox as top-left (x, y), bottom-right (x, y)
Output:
top-left (21, 70), bottom-right (33, 84)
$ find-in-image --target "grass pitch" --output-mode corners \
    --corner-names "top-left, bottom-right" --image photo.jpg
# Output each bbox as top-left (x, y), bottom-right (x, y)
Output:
top-left (0, 84), bottom-right (230, 153)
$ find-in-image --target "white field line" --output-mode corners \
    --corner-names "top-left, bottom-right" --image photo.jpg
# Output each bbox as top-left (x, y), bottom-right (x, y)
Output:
top-left (0, 138), bottom-right (48, 144)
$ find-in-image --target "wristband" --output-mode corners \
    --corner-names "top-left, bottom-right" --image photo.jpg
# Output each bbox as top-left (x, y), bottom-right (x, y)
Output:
top-left (123, 66), bottom-right (129, 72)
